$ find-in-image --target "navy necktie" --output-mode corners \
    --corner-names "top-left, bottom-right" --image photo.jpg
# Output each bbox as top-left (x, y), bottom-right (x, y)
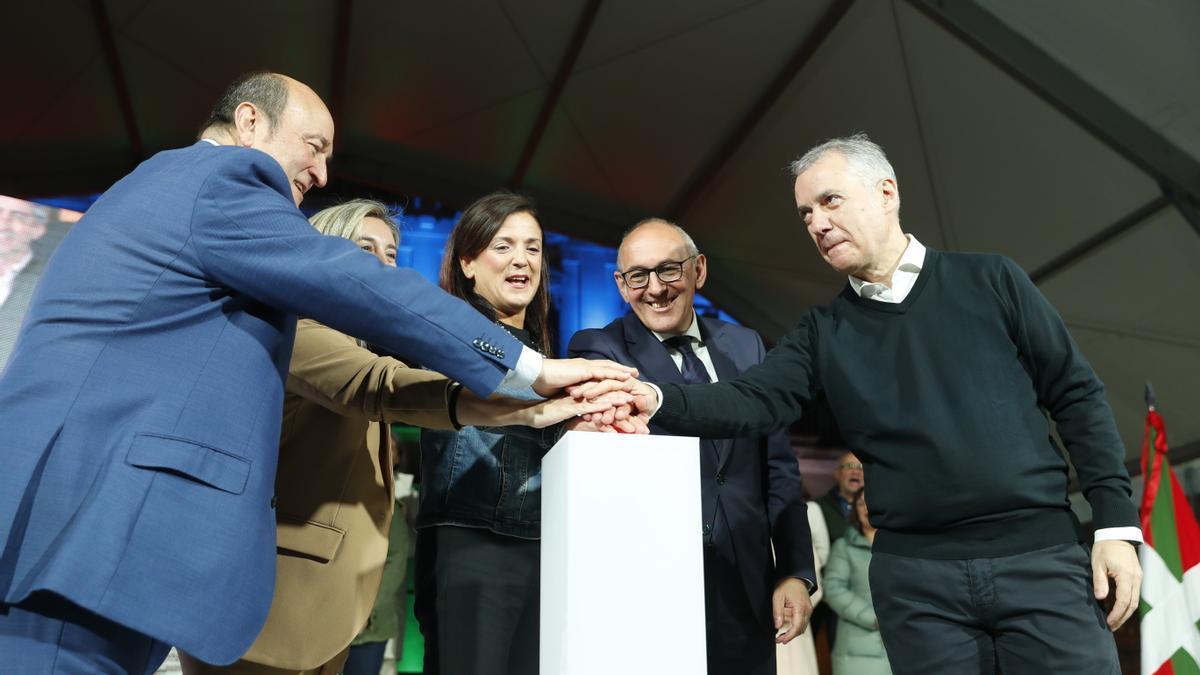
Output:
top-left (665, 336), bottom-right (711, 385)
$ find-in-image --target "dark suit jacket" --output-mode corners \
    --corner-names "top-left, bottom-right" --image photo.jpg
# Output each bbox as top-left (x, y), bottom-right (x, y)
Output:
top-left (816, 488), bottom-right (851, 544)
top-left (0, 142), bottom-right (526, 665)
top-left (569, 313), bottom-right (815, 643)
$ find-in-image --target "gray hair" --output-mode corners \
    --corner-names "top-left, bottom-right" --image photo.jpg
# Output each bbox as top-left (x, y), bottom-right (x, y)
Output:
top-left (198, 71), bottom-right (290, 140)
top-left (789, 133), bottom-right (896, 189)
top-left (309, 198), bottom-right (400, 244)
top-left (620, 217), bottom-right (700, 261)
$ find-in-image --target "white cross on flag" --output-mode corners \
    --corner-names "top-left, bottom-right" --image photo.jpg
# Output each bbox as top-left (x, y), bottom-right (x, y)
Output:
top-left (1139, 403), bottom-right (1200, 675)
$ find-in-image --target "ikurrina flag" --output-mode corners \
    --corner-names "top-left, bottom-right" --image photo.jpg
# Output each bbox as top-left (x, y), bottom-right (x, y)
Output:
top-left (1139, 402), bottom-right (1200, 675)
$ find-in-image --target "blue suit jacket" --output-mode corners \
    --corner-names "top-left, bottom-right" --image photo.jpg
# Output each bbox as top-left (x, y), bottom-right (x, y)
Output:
top-left (0, 142), bottom-right (524, 664)
top-left (569, 313), bottom-right (814, 641)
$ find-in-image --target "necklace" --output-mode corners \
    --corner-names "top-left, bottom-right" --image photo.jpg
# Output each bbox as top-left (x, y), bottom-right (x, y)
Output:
top-left (496, 320), bottom-right (542, 356)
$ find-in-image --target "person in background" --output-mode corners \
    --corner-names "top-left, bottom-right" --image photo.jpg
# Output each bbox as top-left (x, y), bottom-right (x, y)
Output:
top-left (824, 489), bottom-right (890, 675)
top-left (415, 191), bottom-right (572, 675)
top-left (0, 195), bottom-right (50, 366)
top-left (811, 451), bottom-right (862, 649)
top-left (817, 452), bottom-right (862, 545)
top-left (180, 199), bottom-right (625, 675)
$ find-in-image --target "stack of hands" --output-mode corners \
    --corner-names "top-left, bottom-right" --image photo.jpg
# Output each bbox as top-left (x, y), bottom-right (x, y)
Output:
top-left (524, 358), bottom-right (662, 433)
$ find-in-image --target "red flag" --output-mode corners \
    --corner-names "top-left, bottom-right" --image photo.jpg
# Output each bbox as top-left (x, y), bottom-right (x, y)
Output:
top-left (1138, 405), bottom-right (1200, 674)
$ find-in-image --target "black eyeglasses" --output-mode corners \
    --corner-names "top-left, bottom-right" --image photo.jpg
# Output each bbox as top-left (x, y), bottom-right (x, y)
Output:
top-left (617, 255), bottom-right (697, 289)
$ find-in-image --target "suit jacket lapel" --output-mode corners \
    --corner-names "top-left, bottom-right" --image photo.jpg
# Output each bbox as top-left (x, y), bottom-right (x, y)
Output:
top-left (622, 314), bottom-right (723, 531)
top-left (623, 313), bottom-right (723, 466)
top-left (622, 313), bottom-right (685, 387)
top-left (698, 317), bottom-right (737, 471)
top-left (700, 317), bottom-right (738, 382)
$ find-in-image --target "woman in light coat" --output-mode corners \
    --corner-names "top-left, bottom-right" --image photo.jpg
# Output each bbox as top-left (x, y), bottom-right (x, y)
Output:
top-left (824, 489), bottom-right (892, 675)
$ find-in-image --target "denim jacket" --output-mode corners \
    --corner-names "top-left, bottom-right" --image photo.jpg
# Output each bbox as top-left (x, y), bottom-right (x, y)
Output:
top-left (417, 423), bottom-right (558, 540)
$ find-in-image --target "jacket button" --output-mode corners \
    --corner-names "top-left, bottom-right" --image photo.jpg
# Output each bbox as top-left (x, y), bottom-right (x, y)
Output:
top-left (472, 338), bottom-right (482, 346)
top-left (716, 473), bottom-right (725, 486)
top-left (270, 496), bottom-right (277, 509)
top-left (702, 523), bottom-right (711, 535)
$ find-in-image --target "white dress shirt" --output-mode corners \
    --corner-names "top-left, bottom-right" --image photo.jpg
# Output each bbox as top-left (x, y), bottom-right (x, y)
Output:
top-left (848, 234), bottom-right (926, 303)
top-left (653, 311), bottom-right (719, 382)
top-left (0, 250), bottom-right (33, 308)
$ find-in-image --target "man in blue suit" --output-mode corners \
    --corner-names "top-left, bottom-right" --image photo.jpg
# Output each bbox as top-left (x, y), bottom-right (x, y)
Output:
top-left (567, 218), bottom-right (815, 675)
top-left (0, 72), bottom-right (633, 673)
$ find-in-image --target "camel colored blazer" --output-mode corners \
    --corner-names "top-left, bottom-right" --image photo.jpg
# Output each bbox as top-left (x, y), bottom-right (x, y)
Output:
top-left (242, 319), bottom-right (456, 670)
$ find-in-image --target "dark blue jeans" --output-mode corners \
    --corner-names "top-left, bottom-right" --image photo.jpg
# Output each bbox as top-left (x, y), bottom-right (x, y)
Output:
top-left (870, 543), bottom-right (1119, 674)
top-left (343, 640), bottom-right (388, 675)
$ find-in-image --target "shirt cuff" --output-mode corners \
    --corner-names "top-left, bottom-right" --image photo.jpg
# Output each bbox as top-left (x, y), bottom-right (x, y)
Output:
top-left (644, 382), bottom-right (664, 420)
top-left (1094, 526), bottom-right (1144, 544)
top-left (776, 575), bottom-right (817, 594)
top-left (493, 346), bottom-right (544, 401)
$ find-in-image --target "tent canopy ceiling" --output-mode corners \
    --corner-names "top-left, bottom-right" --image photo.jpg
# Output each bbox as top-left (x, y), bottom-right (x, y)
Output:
top-left (3, 0), bottom-right (1197, 463)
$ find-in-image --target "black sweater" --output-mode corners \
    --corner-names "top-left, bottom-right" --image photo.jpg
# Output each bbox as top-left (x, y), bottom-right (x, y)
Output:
top-left (656, 248), bottom-right (1137, 559)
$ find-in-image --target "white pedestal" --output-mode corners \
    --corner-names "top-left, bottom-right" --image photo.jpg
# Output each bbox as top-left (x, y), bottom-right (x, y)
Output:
top-left (541, 431), bottom-right (707, 675)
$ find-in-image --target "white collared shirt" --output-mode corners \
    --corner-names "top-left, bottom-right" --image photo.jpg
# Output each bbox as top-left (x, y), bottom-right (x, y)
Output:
top-left (848, 235), bottom-right (926, 303)
top-left (0, 250), bottom-right (34, 307)
top-left (652, 311), bottom-right (719, 383)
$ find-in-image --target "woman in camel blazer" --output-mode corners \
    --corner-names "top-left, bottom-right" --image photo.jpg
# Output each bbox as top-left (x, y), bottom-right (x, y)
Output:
top-left (180, 200), bottom-right (619, 675)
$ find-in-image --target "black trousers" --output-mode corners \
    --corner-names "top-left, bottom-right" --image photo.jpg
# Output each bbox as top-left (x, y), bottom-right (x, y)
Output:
top-left (869, 543), bottom-right (1119, 674)
top-left (703, 547), bottom-right (776, 675)
top-left (431, 526), bottom-right (540, 675)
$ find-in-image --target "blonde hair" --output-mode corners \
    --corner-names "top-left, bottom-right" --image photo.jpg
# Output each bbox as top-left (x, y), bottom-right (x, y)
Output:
top-left (309, 198), bottom-right (400, 243)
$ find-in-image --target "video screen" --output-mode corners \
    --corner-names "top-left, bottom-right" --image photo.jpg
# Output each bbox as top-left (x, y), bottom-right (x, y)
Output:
top-left (0, 195), bottom-right (82, 368)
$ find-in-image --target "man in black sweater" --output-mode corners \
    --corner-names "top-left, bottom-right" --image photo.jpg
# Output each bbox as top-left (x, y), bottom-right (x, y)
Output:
top-left (591, 134), bottom-right (1142, 674)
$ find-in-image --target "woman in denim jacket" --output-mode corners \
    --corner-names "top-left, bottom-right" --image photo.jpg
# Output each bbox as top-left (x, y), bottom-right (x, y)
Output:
top-left (415, 191), bottom-right (558, 675)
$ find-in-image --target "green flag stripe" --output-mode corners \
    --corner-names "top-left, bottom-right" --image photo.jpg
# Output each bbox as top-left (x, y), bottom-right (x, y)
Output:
top-left (1149, 426), bottom-right (1185, 581)
top-left (1171, 647), bottom-right (1200, 675)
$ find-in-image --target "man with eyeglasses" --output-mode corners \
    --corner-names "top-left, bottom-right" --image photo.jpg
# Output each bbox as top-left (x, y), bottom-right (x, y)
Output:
top-left (818, 452), bottom-right (864, 545)
top-left (568, 218), bottom-right (815, 675)
top-left (810, 451), bottom-right (863, 649)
